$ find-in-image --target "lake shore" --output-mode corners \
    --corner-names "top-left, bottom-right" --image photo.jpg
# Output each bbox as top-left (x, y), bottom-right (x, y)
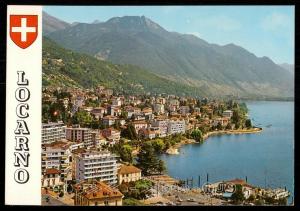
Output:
top-left (202, 127), bottom-right (263, 140)
top-left (166, 139), bottom-right (197, 155)
top-left (165, 127), bottom-right (262, 155)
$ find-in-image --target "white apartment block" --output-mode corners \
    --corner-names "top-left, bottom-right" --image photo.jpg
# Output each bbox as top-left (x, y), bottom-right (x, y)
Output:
top-left (154, 103), bottom-right (165, 114)
top-left (42, 121), bottom-right (66, 144)
top-left (74, 151), bottom-right (118, 184)
top-left (167, 119), bottom-right (186, 135)
top-left (42, 140), bottom-right (72, 182)
top-left (151, 118), bottom-right (169, 137)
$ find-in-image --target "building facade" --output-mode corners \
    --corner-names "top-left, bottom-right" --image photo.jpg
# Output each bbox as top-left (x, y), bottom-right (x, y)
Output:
top-left (74, 150), bottom-right (118, 184)
top-left (117, 165), bottom-right (142, 185)
top-left (66, 127), bottom-right (93, 148)
top-left (42, 121), bottom-right (66, 144)
top-left (74, 181), bottom-right (123, 206)
top-left (167, 119), bottom-right (186, 135)
top-left (41, 140), bottom-right (72, 183)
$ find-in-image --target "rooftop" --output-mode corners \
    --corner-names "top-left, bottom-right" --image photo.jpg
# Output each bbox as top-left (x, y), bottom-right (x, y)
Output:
top-left (118, 165), bottom-right (142, 175)
top-left (74, 181), bottom-right (123, 200)
top-left (45, 168), bottom-right (61, 175)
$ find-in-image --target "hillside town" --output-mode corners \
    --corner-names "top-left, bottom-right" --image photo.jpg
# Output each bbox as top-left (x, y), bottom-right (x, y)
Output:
top-left (41, 85), bottom-right (289, 206)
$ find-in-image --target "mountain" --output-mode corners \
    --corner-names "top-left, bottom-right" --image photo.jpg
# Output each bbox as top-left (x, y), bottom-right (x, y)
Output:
top-left (44, 15), bottom-right (294, 99)
top-left (42, 12), bottom-right (71, 35)
top-left (278, 63), bottom-right (294, 75)
top-left (91, 19), bottom-right (102, 24)
top-left (42, 37), bottom-right (206, 97)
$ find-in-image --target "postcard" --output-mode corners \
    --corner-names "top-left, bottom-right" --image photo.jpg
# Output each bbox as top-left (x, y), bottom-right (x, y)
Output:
top-left (5, 3), bottom-right (294, 206)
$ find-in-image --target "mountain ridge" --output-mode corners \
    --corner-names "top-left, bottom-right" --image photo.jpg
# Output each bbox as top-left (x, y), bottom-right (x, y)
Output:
top-left (43, 13), bottom-right (294, 98)
top-left (42, 11), bottom-right (71, 35)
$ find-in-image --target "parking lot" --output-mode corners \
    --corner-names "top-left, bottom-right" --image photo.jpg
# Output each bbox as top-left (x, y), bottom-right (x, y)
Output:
top-left (145, 177), bottom-right (226, 206)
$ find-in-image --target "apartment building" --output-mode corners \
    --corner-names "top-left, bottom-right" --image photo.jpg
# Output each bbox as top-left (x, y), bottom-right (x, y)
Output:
top-left (74, 150), bottom-right (118, 184)
top-left (66, 127), bottom-right (93, 148)
top-left (41, 140), bottom-right (72, 182)
top-left (101, 128), bottom-right (121, 145)
top-left (180, 106), bottom-right (190, 115)
top-left (102, 115), bottom-right (118, 127)
top-left (153, 103), bottom-right (165, 114)
top-left (42, 121), bottom-right (66, 144)
top-left (167, 119), bottom-right (186, 135)
top-left (151, 118), bottom-right (169, 137)
top-left (42, 168), bottom-right (62, 188)
top-left (132, 120), bottom-right (148, 134)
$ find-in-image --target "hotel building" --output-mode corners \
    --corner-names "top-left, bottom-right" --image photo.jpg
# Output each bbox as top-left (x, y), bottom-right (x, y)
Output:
top-left (74, 150), bottom-right (118, 184)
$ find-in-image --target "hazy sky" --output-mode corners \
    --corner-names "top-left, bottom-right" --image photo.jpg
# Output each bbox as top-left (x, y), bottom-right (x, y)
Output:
top-left (44, 6), bottom-right (294, 64)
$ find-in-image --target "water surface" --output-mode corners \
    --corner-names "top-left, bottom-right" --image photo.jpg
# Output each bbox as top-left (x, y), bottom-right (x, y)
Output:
top-left (160, 101), bottom-right (294, 203)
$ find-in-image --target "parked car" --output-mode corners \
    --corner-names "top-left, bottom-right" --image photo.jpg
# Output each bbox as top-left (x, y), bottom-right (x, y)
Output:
top-left (177, 198), bottom-right (183, 202)
top-left (187, 198), bottom-right (195, 202)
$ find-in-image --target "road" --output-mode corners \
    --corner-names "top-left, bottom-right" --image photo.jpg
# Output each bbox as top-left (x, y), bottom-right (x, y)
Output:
top-left (42, 194), bottom-right (68, 206)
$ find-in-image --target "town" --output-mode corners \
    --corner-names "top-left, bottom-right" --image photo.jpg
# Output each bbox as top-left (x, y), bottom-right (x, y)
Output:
top-left (41, 85), bottom-right (289, 206)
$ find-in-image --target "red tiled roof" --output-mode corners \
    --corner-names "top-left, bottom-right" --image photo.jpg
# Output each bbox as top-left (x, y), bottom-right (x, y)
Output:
top-left (118, 165), bottom-right (141, 175)
top-left (45, 168), bottom-right (61, 175)
top-left (74, 181), bottom-right (123, 200)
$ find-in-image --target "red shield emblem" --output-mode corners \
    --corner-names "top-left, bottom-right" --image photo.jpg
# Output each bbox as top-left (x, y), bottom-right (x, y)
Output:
top-left (10, 15), bottom-right (38, 49)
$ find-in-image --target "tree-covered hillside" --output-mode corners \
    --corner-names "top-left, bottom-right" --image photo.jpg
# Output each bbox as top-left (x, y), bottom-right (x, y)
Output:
top-left (42, 37), bottom-right (205, 97)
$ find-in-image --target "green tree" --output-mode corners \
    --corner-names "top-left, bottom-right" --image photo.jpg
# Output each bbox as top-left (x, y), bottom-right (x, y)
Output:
top-left (72, 110), bottom-right (93, 127)
top-left (136, 142), bottom-right (162, 175)
top-left (278, 197), bottom-right (287, 205)
top-left (254, 199), bottom-right (264, 205)
top-left (42, 103), bottom-right (51, 122)
top-left (247, 194), bottom-right (255, 202)
top-left (121, 124), bottom-right (138, 140)
top-left (217, 122), bottom-right (223, 130)
top-left (152, 139), bottom-right (165, 153)
top-left (239, 102), bottom-right (248, 114)
top-left (231, 184), bottom-right (245, 204)
top-left (245, 119), bottom-right (252, 128)
top-left (120, 144), bottom-right (133, 163)
top-left (123, 198), bottom-right (145, 206)
top-left (226, 122), bottom-right (232, 130)
top-left (191, 129), bottom-right (203, 142)
top-left (232, 109), bottom-right (241, 126)
top-left (91, 119), bottom-right (100, 129)
top-left (120, 111), bottom-right (128, 119)
top-left (264, 196), bottom-right (276, 204)
top-left (157, 160), bottom-right (166, 174)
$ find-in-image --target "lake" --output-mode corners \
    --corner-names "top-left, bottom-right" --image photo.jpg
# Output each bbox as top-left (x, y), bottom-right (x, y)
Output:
top-left (159, 101), bottom-right (294, 203)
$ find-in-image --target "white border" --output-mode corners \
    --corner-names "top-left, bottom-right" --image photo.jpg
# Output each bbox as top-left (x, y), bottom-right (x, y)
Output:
top-left (5, 5), bottom-right (42, 205)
